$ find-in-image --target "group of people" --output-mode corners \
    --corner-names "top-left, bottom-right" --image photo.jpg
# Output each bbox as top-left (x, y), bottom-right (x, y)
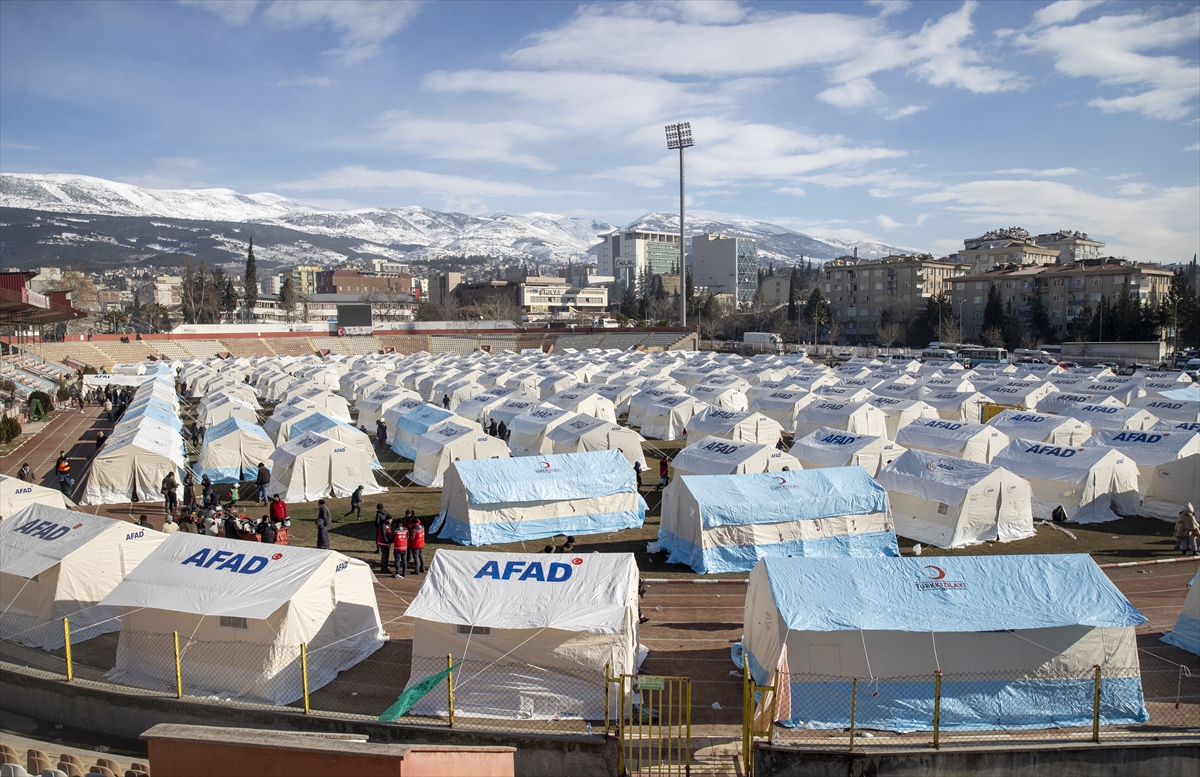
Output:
top-left (372, 505), bottom-right (426, 578)
top-left (484, 418), bottom-right (509, 441)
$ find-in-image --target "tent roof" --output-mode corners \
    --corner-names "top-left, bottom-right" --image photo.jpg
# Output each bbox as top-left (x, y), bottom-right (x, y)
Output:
top-left (875, 448), bottom-right (1001, 505)
top-left (1083, 428), bottom-right (1200, 465)
top-left (453, 449), bottom-right (635, 505)
top-left (992, 439), bottom-right (1119, 479)
top-left (791, 427), bottom-right (883, 466)
top-left (673, 436), bottom-right (778, 473)
top-left (405, 551), bottom-right (636, 634)
top-left (207, 415), bottom-right (271, 441)
top-left (0, 505), bottom-right (122, 579)
top-left (759, 554), bottom-right (1145, 632)
top-left (397, 404), bottom-right (456, 432)
top-left (680, 468), bottom-right (888, 529)
top-left (101, 532), bottom-right (343, 620)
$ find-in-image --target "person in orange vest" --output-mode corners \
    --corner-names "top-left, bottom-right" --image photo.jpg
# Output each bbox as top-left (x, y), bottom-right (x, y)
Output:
top-left (405, 510), bottom-right (426, 574)
top-left (390, 515), bottom-right (408, 579)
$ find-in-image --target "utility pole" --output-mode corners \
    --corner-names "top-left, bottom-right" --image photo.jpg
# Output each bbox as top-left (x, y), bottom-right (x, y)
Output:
top-left (665, 122), bottom-right (694, 328)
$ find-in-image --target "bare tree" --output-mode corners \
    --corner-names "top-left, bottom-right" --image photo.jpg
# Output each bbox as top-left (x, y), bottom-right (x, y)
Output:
top-left (981, 326), bottom-right (1006, 348)
top-left (826, 319), bottom-right (841, 346)
top-left (875, 321), bottom-right (906, 347)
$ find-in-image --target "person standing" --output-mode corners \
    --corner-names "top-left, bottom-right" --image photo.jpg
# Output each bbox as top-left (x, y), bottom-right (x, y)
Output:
top-left (56, 452), bottom-right (72, 494)
top-left (344, 484), bottom-right (364, 520)
top-left (227, 481), bottom-right (240, 511)
top-left (269, 494), bottom-right (289, 526)
top-left (487, 418), bottom-right (497, 437)
top-left (95, 430), bottom-right (106, 452)
top-left (375, 504), bottom-right (394, 574)
top-left (161, 516), bottom-right (179, 535)
top-left (632, 458), bottom-right (643, 489)
top-left (315, 500), bottom-right (331, 550)
top-left (442, 394), bottom-right (450, 409)
top-left (390, 516), bottom-right (409, 578)
top-left (658, 456), bottom-right (669, 489)
top-left (161, 471), bottom-right (179, 516)
top-left (376, 419), bottom-right (388, 450)
top-left (258, 514), bottom-right (277, 545)
top-left (1175, 503), bottom-right (1199, 556)
top-left (104, 397), bottom-right (113, 421)
top-left (201, 475), bottom-right (214, 508)
top-left (182, 471), bottom-right (196, 507)
top-left (17, 463), bottom-right (34, 483)
top-left (405, 510), bottom-right (426, 574)
top-left (255, 462), bottom-right (270, 504)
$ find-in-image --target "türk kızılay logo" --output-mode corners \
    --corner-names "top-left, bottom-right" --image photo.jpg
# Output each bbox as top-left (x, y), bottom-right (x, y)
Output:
top-left (916, 565), bottom-right (967, 591)
top-left (473, 558), bottom-right (579, 582)
top-left (770, 475), bottom-right (804, 491)
top-left (533, 460), bottom-right (562, 474)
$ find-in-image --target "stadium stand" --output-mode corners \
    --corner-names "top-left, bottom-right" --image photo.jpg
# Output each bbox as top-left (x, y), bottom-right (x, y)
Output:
top-left (218, 338), bottom-right (275, 358)
top-left (341, 336), bottom-right (382, 355)
top-left (263, 337), bottom-right (314, 357)
top-left (375, 334), bottom-right (427, 354)
top-left (153, 341), bottom-right (193, 360)
top-left (177, 340), bottom-right (224, 359)
top-left (90, 340), bottom-right (158, 364)
top-left (309, 336), bottom-right (349, 355)
top-left (553, 333), bottom-right (607, 350)
top-left (429, 335), bottom-right (477, 354)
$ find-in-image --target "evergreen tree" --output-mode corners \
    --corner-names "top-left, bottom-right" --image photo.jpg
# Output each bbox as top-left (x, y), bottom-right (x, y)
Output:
top-left (787, 266), bottom-right (799, 323)
top-left (279, 275), bottom-right (298, 323)
top-left (1167, 270), bottom-right (1200, 350)
top-left (1026, 290), bottom-right (1054, 344)
top-left (1001, 298), bottom-right (1023, 350)
top-left (1069, 302), bottom-right (1093, 342)
top-left (244, 237), bottom-right (258, 323)
top-left (804, 287), bottom-right (829, 344)
top-left (1089, 296), bottom-right (1111, 342)
top-left (222, 278), bottom-right (238, 321)
top-left (982, 283), bottom-right (1005, 339)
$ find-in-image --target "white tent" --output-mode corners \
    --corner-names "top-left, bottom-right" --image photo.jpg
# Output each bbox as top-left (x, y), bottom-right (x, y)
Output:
top-left (545, 388), bottom-right (619, 423)
top-left (986, 409), bottom-right (1092, 445)
top-left (895, 418), bottom-right (1010, 463)
top-left (870, 381), bottom-right (924, 400)
top-left (0, 475), bottom-right (68, 520)
top-left (0, 506), bottom-right (166, 648)
top-left (193, 417), bottom-right (276, 484)
top-left (626, 387), bottom-right (681, 428)
top-left (263, 404), bottom-right (320, 444)
top-left (356, 387), bottom-right (419, 429)
top-left (1061, 404), bottom-right (1159, 432)
top-left (1083, 429), bottom-right (1200, 520)
top-left (280, 389), bottom-right (352, 423)
top-left (668, 436), bottom-right (800, 479)
top-left (640, 394), bottom-right (707, 441)
top-left (508, 404), bottom-right (576, 457)
top-left (982, 379), bottom-right (1059, 410)
top-left (991, 439), bottom-right (1140, 523)
top-left (687, 383), bottom-right (749, 412)
top-left (876, 448), bottom-right (1034, 548)
top-left (658, 468), bottom-right (898, 574)
top-left (266, 431), bottom-right (386, 503)
top-left (101, 533), bottom-right (386, 706)
top-left (288, 413), bottom-right (381, 470)
top-left (742, 555), bottom-right (1147, 732)
top-left (82, 419), bottom-right (186, 505)
top-left (545, 413), bottom-right (648, 469)
top-left (684, 407), bottom-right (783, 447)
top-left (789, 428), bottom-right (905, 477)
top-left (793, 400), bottom-right (887, 439)
top-left (920, 391), bottom-right (987, 424)
top-left (197, 395), bottom-right (259, 427)
top-left (391, 404), bottom-right (458, 460)
top-left (747, 388), bottom-right (817, 430)
top-left (1036, 392), bottom-right (1123, 415)
top-left (411, 420), bottom-right (511, 488)
top-left (919, 375), bottom-right (977, 395)
top-left (815, 385), bottom-right (875, 403)
top-left (381, 396), bottom-right (426, 440)
top-left (1130, 396), bottom-right (1200, 424)
top-left (403, 551), bottom-right (640, 720)
top-left (591, 383), bottom-right (640, 414)
top-left (434, 450), bottom-right (646, 545)
top-left (454, 387), bottom-right (525, 425)
top-left (1086, 378), bottom-right (1146, 406)
top-left (1161, 572), bottom-right (1199, 655)
top-left (865, 397), bottom-right (940, 439)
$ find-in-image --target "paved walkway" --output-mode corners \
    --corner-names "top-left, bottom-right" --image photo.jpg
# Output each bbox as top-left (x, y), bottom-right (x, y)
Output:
top-left (0, 405), bottom-right (110, 501)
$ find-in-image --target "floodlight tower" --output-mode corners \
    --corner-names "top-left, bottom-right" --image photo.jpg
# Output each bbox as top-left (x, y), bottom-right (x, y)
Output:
top-left (665, 122), bottom-right (694, 327)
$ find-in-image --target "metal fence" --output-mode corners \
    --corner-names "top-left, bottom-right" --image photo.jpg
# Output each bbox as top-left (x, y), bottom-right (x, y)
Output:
top-left (0, 614), bottom-right (605, 737)
top-left (743, 664), bottom-right (1200, 760)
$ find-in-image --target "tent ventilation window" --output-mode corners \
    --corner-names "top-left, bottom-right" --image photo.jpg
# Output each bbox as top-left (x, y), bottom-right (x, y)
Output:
top-left (218, 616), bottom-right (250, 631)
top-left (456, 625), bottom-right (494, 638)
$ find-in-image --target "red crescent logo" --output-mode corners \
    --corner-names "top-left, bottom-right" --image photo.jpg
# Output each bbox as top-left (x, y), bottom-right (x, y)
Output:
top-left (923, 565), bottom-right (945, 580)
top-left (571, 557), bottom-right (583, 565)
top-left (271, 553), bottom-right (283, 560)
top-left (775, 476), bottom-right (786, 484)
top-left (73, 523), bottom-right (84, 529)
top-left (540, 461), bottom-right (551, 468)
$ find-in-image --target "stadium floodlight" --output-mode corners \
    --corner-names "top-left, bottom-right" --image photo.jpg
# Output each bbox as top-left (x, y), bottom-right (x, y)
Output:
top-left (664, 122), bottom-right (694, 327)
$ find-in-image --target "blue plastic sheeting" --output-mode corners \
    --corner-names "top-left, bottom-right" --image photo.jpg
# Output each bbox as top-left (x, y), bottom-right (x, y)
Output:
top-left (289, 412), bottom-right (382, 470)
top-left (391, 405), bottom-right (456, 460)
top-left (761, 555), bottom-right (1146, 633)
top-left (681, 468), bottom-right (889, 530)
top-left (454, 449), bottom-right (637, 505)
top-left (203, 415), bottom-right (271, 443)
top-left (1162, 386), bottom-right (1200, 402)
top-left (437, 505), bottom-right (647, 546)
top-left (193, 417), bottom-right (272, 484)
top-left (1162, 613), bottom-right (1200, 655)
top-left (119, 402), bottom-right (183, 432)
top-left (658, 528), bottom-right (899, 575)
top-left (772, 673), bottom-right (1147, 730)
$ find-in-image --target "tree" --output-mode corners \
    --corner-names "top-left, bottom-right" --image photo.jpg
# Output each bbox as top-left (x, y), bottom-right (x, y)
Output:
top-left (982, 284), bottom-right (1005, 341)
top-left (1001, 298), bottom-right (1023, 350)
top-left (786, 266), bottom-right (799, 324)
top-left (803, 287), bottom-right (829, 344)
top-left (1167, 269), bottom-right (1200, 350)
top-left (1069, 302), bottom-right (1093, 342)
top-left (1026, 290), bottom-right (1054, 345)
top-left (102, 309), bottom-right (128, 333)
top-left (910, 293), bottom-right (956, 348)
top-left (221, 277), bottom-right (238, 321)
top-left (875, 321), bottom-right (905, 347)
top-left (279, 275), bottom-right (298, 323)
top-left (244, 237), bottom-right (258, 323)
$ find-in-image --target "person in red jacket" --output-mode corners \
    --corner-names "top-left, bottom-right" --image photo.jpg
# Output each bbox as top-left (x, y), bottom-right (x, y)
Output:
top-left (390, 516), bottom-right (409, 579)
top-left (269, 494), bottom-right (289, 524)
top-left (405, 510), bottom-right (426, 574)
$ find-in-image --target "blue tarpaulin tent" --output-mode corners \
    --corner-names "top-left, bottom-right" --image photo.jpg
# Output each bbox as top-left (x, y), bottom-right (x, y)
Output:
top-left (658, 468), bottom-right (899, 574)
top-left (1161, 571), bottom-right (1198, 655)
top-left (743, 554), bottom-right (1148, 731)
top-left (290, 412), bottom-right (382, 470)
top-left (391, 404), bottom-right (456, 460)
top-left (433, 449), bottom-right (647, 545)
top-left (192, 416), bottom-right (275, 484)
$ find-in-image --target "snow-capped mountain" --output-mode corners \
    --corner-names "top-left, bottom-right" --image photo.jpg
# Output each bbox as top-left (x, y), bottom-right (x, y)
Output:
top-left (0, 172), bottom-right (913, 270)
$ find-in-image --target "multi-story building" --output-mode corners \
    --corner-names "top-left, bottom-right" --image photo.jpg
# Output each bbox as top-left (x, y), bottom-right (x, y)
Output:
top-left (691, 233), bottom-right (758, 307)
top-left (955, 228), bottom-right (1060, 271)
top-left (428, 272), bottom-right (462, 307)
top-left (823, 254), bottom-right (967, 343)
top-left (370, 259), bottom-right (411, 275)
top-left (596, 230), bottom-right (682, 294)
top-left (1033, 230), bottom-right (1105, 264)
top-left (289, 264), bottom-right (321, 296)
top-left (154, 276), bottom-right (182, 307)
top-left (315, 270), bottom-right (412, 296)
top-left (456, 276), bottom-right (608, 318)
top-left (945, 258), bottom-right (1174, 341)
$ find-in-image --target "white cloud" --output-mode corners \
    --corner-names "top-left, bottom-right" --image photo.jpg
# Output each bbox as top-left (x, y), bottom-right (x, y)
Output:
top-left (911, 179), bottom-right (1199, 261)
top-left (1188, 143), bottom-right (1200, 152)
top-left (885, 104), bottom-right (925, 120)
top-left (153, 156), bottom-right (203, 169)
top-left (374, 113), bottom-right (554, 170)
top-left (1016, 7), bottom-right (1200, 120)
top-left (817, 78), bottom-right (884, 110)
top-left (993, 167), bottom-right (1080, 176)
top-left (179, 0), bottom-right (259, 25)
top-left (1029, 0), bottom-right (1105, 29)
top-left (876, 213), bottom-right (930, 229)
top-left (866, 1), bottom-right (911, 18)
top-left (774, 187), bottom-right (807, 197)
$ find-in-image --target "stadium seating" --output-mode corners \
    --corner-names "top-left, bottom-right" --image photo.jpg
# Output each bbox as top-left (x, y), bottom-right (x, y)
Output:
top-left (375, 334), bottom-right (427, 354)
top-left (217, 338), bottom-right (274, 358)
top-left (152, 341), bottom-right (192, 360)
top-left (309, 336), bottom-right (349, 355)
top-left (262, 338), bottom-right (314, 357)
top-left (341, 336), bottom-right (381, 355)
top-left (176, 340), bottom-right (223, 359)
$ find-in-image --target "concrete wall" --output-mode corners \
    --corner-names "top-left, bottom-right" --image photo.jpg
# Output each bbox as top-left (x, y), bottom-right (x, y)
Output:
top-left (755, 742), bottom-right (1200, 777)
top-left (1, 667), bottom-right (618, 777)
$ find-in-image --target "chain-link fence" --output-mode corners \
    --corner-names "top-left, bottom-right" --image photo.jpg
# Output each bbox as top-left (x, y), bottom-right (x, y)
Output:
top-left (0, 615), bottom-right (606, 736)
top-left (752, 666), bottom-right (1199, 752)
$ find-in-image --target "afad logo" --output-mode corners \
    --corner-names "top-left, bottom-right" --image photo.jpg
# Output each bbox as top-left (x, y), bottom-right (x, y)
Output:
top-left (181, 547), bottom-right (278, 575)
top-left (916, 565), bottom-right (967, 591)
top-left (1024, 444), bottom-right (1080, 458)
top-left (474, 558), bottom-right (579, 582)
top-left (533, 460), bottom-right (562, 474)
top-left (13, 518), bottom-right (77, 542)
top-left (924, 458), bottom-right (957, 473)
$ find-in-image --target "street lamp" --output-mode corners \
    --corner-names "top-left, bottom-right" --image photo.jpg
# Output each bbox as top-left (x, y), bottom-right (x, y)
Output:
top-left (665, 122), bottom-right (694, 327)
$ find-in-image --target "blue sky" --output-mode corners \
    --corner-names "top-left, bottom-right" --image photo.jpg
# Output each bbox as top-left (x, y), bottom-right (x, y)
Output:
top-left (1, 0), bottom-right (1197, 260)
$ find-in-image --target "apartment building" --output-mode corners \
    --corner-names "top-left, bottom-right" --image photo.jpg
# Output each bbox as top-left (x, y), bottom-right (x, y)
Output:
top-left (946, 258), bottom-right (1173, 340)
top-left (823, 254), bottom-right (968, 343)
top-left (691, 233), bottom-right (759, 307)
top-left (289, 264), bottom-right (321, 295)
top-left (315, 270), bottom-right (412, 296)
top-left (955, 228), bottom-right (1059, 271)
top-left (596, 230), bottom-right (682, 293)
top-left (456, 276), bottom-right (608, 316)
top-left (1033, 230), bottom-right (1105, 263)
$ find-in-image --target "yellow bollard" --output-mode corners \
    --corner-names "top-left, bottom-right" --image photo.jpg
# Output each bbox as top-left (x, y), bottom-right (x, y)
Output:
top-left (62, 618), bottom-right (73, 683)
top-left (604, 662), bottom-right (611, 737)
top-left (447, 653), bottom-right (455, 728)
top-left (932, 670), bottom-right (942, 749)
top-left (849, 678), bottom-right (857, 751)
top-left (173, 631), bottom-right (182, 698)
top-left (1092, 664), bottom-right (1101, 743)
top-left (301, 643), bottom-right (310, 714)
